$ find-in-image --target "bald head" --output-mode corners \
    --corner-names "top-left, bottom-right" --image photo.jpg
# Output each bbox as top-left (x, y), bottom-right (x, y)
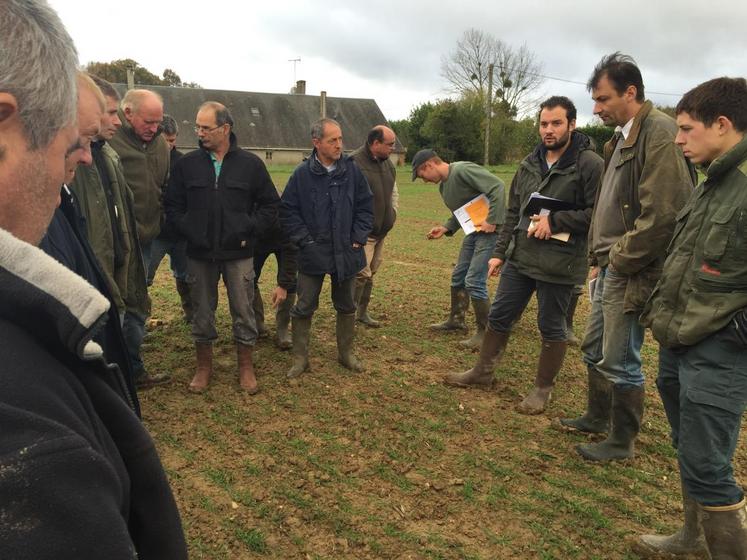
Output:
top-left (368, 125), bottom-right (396, 160)
top-left (121, 89), bottom-right (163, 142)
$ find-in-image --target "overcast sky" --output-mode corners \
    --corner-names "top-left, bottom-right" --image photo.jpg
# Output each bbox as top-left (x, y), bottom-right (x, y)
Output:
top-left (49, 0), bottom-right (747, 125)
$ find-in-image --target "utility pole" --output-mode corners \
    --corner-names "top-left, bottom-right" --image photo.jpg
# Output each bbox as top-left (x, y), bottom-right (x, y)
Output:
top-left (484, 63), bottom-right (494, 166)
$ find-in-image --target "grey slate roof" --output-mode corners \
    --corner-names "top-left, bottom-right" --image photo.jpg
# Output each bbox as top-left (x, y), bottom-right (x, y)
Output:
top-left (112, 84), bottom-right (403, 153)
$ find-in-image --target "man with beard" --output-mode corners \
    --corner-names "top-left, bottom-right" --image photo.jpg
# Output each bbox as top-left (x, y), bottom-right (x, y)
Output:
top-left (560, 53), bottom-right (695, 462)
top-left (443, 96), bottom-right (603, 415)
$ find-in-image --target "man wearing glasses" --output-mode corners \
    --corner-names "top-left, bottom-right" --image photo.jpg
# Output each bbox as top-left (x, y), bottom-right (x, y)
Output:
top-left (349, 125), bottom-right (399, 328)
top-left (166, 102), bottom-right (280, 394)
top-left (109, 88), bottom-right (171, 389)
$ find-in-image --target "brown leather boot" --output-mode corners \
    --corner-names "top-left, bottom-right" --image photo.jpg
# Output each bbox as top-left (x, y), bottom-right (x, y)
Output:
top-left (429, 287), bottom-right (469, 332)
top-left (237, 343), bottom-right (259, 394)
top-left (701, 498), bottom-right (747, 559)
top-left (458, 297), bottom-right (490, 350)
top-left (444, 328), bottom-right (509, 388)
top-left (517, 340), bottom-right (567, 415)
top-left (252, 287), bottom-right (269, 338)
top-left (632, 483), bottom-right (709, 559)
top-left (189, 342), bottom-right (213, 393)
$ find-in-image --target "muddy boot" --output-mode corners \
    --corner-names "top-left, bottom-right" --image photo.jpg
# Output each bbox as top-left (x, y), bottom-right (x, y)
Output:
top-left (237, 343), bottom-right (259, 394)
top-left (252, 287), bottom-right (269, 339)
top-left (560, 366), bottom-right (612, 433)
top-left (189, 342), bottom-right (213, 393)
top-left (356, 279), bottom-right (380, 328)
top-left (287, 315), bottom-right (311, 379)
top-left (429, 287), bottom-right (469, 332)
top-left (275, 293), bottom-right (294, 351)
top-left (633, 484), bottom-right (710, 559)
top-left (459, 298), bottom-right (490, 350)
top-left (176, 279), bottom-right (193, 324)
top-left (444, 328), bottom-right (510, 388)
top-left (701, 498), bottom-right (747, 559)
top-left (517, 340), bottom-right (567, 415)
top-left (337, 312), bottom-right (364, 372)
top-left (566, 290), bottom-right (581, 346)
top-left (577, 384), bottom-right (644, 462)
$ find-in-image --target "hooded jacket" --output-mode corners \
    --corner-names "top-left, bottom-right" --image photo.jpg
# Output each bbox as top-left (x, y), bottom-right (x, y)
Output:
top-left (108, 110), bottom-right (170, 246)
top-left (165, 133), bottom-right (280, 261)
top-left (0, 228), bottom-right (186, 559)
top-left (493, 131), bottom-right (603, 285)
top-left (280, 151), bottom-right (373, 281)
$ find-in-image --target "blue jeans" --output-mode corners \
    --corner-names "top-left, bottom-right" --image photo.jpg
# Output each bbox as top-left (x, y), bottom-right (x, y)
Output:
top-left (147, 237), bottom-right (188, 286)
top-left (488, 260), bottom-right (572, 341)
top-left (658, 325), bottom-right (747, 506)
top-left (451, 232), bottom-right (498, 301)
top-left (581, 266), bottom-right (645, 387)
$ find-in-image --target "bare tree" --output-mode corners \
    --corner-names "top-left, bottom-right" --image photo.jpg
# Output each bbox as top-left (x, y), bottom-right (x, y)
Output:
top-left (441, 29), bottom-right (545, 117)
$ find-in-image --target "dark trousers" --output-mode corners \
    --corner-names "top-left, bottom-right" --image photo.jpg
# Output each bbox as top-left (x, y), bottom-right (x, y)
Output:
top-left (658, 324), bottom-right (747, 506)
top-left (488, 260), bottom-right (572, 341)
top-left (253, 244), bottom-right (297, 294)
top-left (291, 273), bottom-right (355, 318)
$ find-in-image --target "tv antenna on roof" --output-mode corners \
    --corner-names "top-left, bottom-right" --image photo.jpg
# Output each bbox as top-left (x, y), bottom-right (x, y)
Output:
top-left (288, 58), bottom-right (301, 83)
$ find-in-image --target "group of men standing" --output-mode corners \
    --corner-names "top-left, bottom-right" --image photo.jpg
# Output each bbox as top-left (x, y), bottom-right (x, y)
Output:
top-left (1, 0), bottom-right (747, 555)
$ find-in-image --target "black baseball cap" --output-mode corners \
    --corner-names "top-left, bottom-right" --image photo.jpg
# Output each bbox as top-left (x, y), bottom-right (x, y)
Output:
top-left (411, 149), bottom-right (438, 180)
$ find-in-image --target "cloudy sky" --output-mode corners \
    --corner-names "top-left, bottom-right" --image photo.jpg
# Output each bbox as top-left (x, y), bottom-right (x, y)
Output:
top-left (49, 0), bottom-right (747, 125)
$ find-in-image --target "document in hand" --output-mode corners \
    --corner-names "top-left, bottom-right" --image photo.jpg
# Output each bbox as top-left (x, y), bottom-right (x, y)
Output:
top-left (519, 192), bottom-right (578, 242)
top-left (453, 194), bottom-right (490, 235)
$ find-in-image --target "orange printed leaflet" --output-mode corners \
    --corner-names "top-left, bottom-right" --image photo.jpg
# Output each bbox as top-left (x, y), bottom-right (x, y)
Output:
top-left (453, 194), bottom-right (489, 235)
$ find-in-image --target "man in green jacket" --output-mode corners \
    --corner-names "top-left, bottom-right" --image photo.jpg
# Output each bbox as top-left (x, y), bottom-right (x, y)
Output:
top-left (633, 77), bottom-right (747, 560)
top-left (109, 88), bottom-right (170, 387)
top-left (70, 76), bottom-right (150, 335)
top-left (350, 125), bottom-right (399, 328)
top-left (444, 96), bottom-right (603, 415)
top-left (560, 53), bottom-right (695, 463)
top-left (413, 150), bottom-right (506, 350)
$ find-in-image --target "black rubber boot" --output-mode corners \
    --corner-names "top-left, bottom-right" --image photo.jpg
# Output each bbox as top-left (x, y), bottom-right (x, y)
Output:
top-left (429, 287), bottom-right (469, 332)
top-left (175, 279), bottom-right (193, 324)
top-left (356, 278), bottom-right (380, 328)
top-left (275, 293), bottom-right (294, 350)
top-left (701, 498), bottom-right (747, 560)
top-left (560, 366), bottom-right (612, 433)
top-left (286, 315), bottom-right (311, 379)
top-left (458, 297), bottom-right (490, 350)
top-left (444, 328), bottom-right (509, 388)
top-left (516, 340), bottom-right (567, 415)
top-left (252, 287), bottom-right (269, 338)
top-left (577, 384), bottom-right (644, 462)
top-left (632, 483), bottom-right (710, 559)
top-left (337, 312), bottom-right (364, 372)
top-left (566, 290), bottom-right (581, 346)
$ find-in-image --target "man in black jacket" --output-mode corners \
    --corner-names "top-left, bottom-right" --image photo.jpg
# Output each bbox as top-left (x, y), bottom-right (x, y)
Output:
top-left (0, 1), bottom-right (187, 557)
top-left (166, 102), bottom-right (280, 394)
top-left (349, 125), bottom-right (398, 328)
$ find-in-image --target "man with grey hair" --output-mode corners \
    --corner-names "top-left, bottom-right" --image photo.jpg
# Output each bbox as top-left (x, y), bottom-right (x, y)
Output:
top-left (280, 118), bottom-right (373, 378)
top-left (166, 101), bottom-right (280, 394)
top-left (0, 1), bottom-right (187, 557)
top-left (109, 87), bottom-right (170, 388)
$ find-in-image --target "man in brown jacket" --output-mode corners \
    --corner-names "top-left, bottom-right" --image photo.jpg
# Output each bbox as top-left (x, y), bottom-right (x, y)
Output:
top-left (350, 125), bottom-right (398, 327)
top-left (561, 53), bottom-right (695, 462)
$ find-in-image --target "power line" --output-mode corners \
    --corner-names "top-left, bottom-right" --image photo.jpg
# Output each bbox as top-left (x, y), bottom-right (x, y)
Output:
top-left (531, 70), bottom-right (683, 97)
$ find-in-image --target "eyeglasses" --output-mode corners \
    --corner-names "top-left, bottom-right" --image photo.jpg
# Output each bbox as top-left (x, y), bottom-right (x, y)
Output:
top-left (194, 124), bottom-right (224, 133)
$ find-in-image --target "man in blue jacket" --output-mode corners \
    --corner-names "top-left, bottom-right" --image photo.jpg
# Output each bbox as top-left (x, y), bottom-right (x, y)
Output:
top-left (281, 118), bottom-right (374, 378)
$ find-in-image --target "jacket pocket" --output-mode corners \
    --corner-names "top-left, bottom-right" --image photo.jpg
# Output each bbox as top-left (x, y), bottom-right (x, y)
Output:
top-left (183, 181), bottom-right (210, 250)
top-left (703, 206), bottom-right (737, 263)
top-left (220, 179), bottom-right (253, 249)
top-left (623, 262), bottom-right (663, 314)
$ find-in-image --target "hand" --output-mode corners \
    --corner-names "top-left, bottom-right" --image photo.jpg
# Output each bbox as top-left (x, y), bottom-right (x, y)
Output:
top-left (488, 257), bottom-right (504, 277)
top-left (271, 286), bottom-right (287, 309)
top-left (427, 225), bottom-right (448, 240)
top-left (528, 214), bottom-right (552, 240)
top-left (477, 222), bottom-right (496, 233)
top-left (352, 242), bottom-right (362, 249)
top-left (589, 266), bottom-right (600, 280)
